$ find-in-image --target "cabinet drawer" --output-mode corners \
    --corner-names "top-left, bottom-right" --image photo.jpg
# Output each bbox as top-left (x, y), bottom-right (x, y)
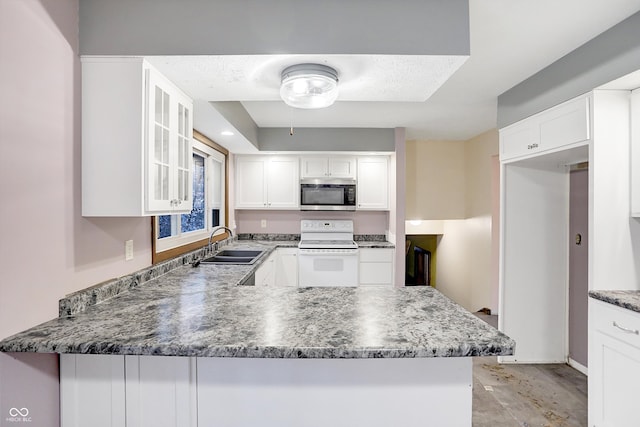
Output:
top-left (359, 248), bottom-right (394, 263)
top-left (592, 299), bottom-right (640, 350)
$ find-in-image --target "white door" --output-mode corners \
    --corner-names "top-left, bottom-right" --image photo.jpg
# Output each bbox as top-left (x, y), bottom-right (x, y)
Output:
top-left (236, 157), bottom-right (267, 208)
top-left (267, 157), bottom-right (299, 209)
top-left (328, 157), bottom-right (356, 178)
top-left (275, 249), bottom-right (298, 287)
top-left (300, 157), bottom-right (329, 178)
top-left (357, 157), bottom-right (388, 210)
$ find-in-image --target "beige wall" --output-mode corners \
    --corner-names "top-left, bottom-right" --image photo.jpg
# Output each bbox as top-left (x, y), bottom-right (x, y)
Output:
top-left (405, 129), bottom-right (498, 312)
top-left (405, 140), bottom-right (465, 220)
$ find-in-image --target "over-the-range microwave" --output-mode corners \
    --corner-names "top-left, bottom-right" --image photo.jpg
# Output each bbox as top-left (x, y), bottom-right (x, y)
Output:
top-left (300, 178), bottom-right (356, 211)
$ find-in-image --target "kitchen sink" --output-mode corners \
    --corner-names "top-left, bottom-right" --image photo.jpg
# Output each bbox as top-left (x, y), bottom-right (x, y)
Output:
top-left (200, 249), bottom-right (264, 265)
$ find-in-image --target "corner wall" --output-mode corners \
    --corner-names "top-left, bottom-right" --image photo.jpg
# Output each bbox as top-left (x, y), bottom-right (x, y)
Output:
top-left (404, 129), bottom-right (498, 312)
top-left (0, 2), bottom-right (154, 422)
top-left (0, 0), bottom-right (152, 342)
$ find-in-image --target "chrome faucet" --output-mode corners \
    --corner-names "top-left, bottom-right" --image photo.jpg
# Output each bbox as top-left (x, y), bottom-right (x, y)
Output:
top-left (208, 226), bottom-right (234, 252)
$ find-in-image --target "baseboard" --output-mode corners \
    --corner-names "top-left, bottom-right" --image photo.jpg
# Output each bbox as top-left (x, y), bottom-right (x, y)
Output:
top-left (568, 358), bottom-right (588, 376)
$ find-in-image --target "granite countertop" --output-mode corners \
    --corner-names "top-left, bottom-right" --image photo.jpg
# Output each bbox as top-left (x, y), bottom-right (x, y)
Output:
top-left (0, 240), bottom-right (513, 359)
top-left (589, 290), bottom-right (640, 314)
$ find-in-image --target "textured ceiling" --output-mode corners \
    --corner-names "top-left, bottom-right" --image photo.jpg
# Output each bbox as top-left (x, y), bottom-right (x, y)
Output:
top-left (147, 0), bottom-right (640, 152)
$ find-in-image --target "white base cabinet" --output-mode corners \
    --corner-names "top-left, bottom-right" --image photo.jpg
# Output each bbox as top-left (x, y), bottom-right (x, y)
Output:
top-left (359, 248), bottom-right (394, 286)
top-left (60, 354), bottom-right (126, 427)
top-left (255, 249), bottom-right (298, 287)
top-left (61, 355), bottom-right (196, 427)
top-left (62, 354), bottom-right (472, 427)
top-left (589, 299), bottom-right (640, 427)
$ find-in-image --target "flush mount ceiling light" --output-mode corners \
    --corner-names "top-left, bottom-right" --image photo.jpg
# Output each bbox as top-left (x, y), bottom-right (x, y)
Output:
top-left (280, 63), bottom-right (339, 109)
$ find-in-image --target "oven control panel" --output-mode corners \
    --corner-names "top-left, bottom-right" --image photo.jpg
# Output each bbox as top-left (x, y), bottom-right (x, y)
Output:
top-left (300, 220), bottom-right (354, 233)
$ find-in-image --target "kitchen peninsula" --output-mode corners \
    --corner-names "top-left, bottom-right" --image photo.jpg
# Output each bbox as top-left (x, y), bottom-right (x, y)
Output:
top-left (0, 240), bottom-right (514, 427)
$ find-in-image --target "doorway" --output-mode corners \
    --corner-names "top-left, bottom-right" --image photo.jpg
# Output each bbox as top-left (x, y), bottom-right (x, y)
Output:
top-left (568, 166), bottom-right (589, 372)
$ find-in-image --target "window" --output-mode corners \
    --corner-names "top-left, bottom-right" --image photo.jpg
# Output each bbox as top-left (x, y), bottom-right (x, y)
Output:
top-left (152, 131), bottom-right (228, 263)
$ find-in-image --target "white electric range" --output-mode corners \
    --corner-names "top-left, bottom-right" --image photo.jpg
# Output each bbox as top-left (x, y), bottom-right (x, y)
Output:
top-left (298, 220), bottom-right (359, 287)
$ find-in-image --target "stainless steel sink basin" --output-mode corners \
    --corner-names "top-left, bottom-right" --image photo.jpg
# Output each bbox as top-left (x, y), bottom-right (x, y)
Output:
top-left (200, 249), bottom-right (264, 265)
top-left (215, 250), bottom-right (263, 258)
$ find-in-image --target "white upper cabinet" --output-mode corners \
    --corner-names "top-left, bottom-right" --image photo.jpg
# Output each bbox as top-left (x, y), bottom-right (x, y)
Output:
top-left (300, 156), bottom-right (356, 179)
top-left (235, 156), bottom-right (299, 209)
top-left (82, 57), bottom-right (193, 216)
top-left (500, 94), bottom-right (591, 162)
top-left (357, 157), bottom-right (389, 210)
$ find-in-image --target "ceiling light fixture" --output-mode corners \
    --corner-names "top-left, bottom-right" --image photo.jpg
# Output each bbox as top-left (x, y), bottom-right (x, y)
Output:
top-left (280, 63), bottom-right (339, 109)
top-left (221, 131), bottom-right (234, 136)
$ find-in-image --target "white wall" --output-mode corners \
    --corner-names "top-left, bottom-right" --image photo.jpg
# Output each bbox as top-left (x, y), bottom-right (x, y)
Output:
top-left (405, 130), bottom-right (498, 312)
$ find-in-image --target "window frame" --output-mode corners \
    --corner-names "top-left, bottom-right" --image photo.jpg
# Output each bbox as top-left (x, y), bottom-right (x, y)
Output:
top-left (151, 130), bottom-right (229, 264)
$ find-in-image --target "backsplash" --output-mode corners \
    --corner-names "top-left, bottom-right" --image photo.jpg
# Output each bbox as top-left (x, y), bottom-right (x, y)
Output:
top-left (58, 238), bottom-right (235, 317)
top-left (235, 210), bottom-right (389, 235)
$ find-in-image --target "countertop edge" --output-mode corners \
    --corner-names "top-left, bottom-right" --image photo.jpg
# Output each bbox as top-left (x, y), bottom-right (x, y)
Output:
top-left (589, 290), bottom-right (640, 314)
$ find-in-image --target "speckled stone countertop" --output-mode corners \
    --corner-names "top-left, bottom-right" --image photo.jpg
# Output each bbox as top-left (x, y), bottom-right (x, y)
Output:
top-left (589, 290), bottom-right (640, 314)
top-left (0, 240), bottom-right (512, 358)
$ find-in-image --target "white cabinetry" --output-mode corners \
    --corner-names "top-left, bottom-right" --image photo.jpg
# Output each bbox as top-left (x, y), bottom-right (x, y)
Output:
top-left (255, 249), bottom-right (298, 287)
top-left (357, 157), bottom-right (389, 210)
top-left (500, 94), bottom-right (591, 162)
top-left (359, 248), bottom-right (394, 286)
top-left (60, 354), bottom-right (126, 427)
top-left (60, 354), bottom-right (197, 427)
top-left (255, 252), bottom-right (276, 287)
top-left (125, 356), bottom-right (197, 427)
top-left (235, 156), bottom-right (299, 209)
top-left (630, 89), bottom-right (640, 216)
top-left (589, 299), bottom-right (640, 427)
top-left (82, 57), bottom-right (193, 216)
top-left (300, 156), bottom-right (356, 179)
top-left (275, 248), bottom-right (298, 287)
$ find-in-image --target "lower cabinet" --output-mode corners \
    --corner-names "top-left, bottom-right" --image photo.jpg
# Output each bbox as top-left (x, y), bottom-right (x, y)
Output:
top-left (62, 355), bottom-right (471, 427)
top-left (589, 299), bottom-right (640, 427)
top-left (254, 252), bottom-right (276, 287)
top-left (60, 354), bottom-right (197, 427)
top-left (359, 248), bottom-right (394, 286)
top-left (255, 249), bottom-right (298, 287)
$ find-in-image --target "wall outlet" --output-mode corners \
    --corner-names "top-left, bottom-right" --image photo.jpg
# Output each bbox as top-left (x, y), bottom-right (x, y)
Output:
top-left (125, 240), bottom-right (134, 261)
top-left (260, 219), bottom-right (267, 228)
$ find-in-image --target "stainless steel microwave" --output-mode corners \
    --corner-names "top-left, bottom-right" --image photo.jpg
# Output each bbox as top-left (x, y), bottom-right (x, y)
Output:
top-left (300, 178), bottom-right (356, 211)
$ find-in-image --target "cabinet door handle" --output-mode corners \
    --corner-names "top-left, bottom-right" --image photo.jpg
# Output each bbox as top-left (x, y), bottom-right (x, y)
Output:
top-left (613, 321), bottom-right (639, 335)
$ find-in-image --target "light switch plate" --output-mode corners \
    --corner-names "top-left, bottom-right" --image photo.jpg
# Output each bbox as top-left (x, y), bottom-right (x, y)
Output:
top-left (261, 219), bottom-right (267, 228)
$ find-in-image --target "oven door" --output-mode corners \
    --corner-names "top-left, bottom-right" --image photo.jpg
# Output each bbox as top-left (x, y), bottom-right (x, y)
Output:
top-left (297, 249), bottom-right (359, 287)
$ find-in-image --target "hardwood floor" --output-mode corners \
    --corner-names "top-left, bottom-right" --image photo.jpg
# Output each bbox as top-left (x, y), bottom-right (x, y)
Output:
top-left (472, 315), bottom-right (588, 426)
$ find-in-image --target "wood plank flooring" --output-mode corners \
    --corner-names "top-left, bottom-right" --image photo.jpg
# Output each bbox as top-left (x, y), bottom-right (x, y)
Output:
top-left (472, 315), bottom-right (588, 426)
